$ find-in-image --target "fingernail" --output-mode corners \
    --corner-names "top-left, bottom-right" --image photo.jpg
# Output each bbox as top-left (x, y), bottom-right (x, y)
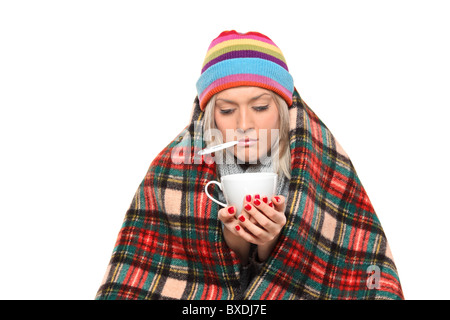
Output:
top-left (228, 207), bottom-right (235, 214)
top-left (275, 196), bottom-right (281, 203)
top-left (268, 202), bottom-right (273, 207)
top-left (262, 196), bottom-right (268, 203)
top-left (244, 204), bottom-right (252, 211)
top-left (255, 194), bottom-right (260, 199)
top-left (239, 215), bottom-right (245, 222)
top-left (245, 194), bottom-right (251, 202)
top-left (254, 199), bottom-right (261, 206)
top-left (235, 225), bottom-right (240, 231)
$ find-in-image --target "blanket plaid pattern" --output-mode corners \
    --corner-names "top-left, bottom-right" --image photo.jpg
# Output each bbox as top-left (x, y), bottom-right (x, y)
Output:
top-left (96, 90), bottom-right (403, 299)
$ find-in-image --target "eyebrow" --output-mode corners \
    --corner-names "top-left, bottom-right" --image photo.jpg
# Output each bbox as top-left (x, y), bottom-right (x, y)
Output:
top-left (216, 93), bottom-right (271, 105)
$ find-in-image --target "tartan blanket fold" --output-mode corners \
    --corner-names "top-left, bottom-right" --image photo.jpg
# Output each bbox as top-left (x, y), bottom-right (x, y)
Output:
top-left (96, 89), bottom-right (403, 300)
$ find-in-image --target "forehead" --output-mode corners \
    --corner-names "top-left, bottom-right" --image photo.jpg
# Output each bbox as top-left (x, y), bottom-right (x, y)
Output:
top-left (215, 86), bottom-right (273, 104)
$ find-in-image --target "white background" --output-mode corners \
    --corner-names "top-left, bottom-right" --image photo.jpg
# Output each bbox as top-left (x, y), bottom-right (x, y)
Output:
top-left (1, 0), bottom-right (449, 300)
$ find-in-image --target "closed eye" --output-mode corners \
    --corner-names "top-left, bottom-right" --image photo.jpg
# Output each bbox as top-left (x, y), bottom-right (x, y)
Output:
top-left (219, 108), bottom-right (235, 115)
top-left (253, 105), bottom-right (269, 112)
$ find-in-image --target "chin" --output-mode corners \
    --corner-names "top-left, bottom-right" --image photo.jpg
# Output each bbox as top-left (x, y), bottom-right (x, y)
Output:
top-left (234, 148), bottom-right (265, 164)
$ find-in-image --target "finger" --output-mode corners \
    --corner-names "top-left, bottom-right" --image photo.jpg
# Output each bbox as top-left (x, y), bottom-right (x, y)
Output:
top-left (239, 207), bottom-right (255, 226)
top-left (218, 206), bottom-right (237, 224)
top-left (241, 194), bottom-right (257, 224)
top-left (272, 195), bottom-right (287, 214)
top-left (234, 223), bottom-right (264, 245)
top-left (219, 206), bottom-right (245, 236)
top-left (250, 196), bottom-right (286, 226)
top-left (239, 199), bottom-right (277, 232)
top-left (241, 202), bottom-right (277, 236)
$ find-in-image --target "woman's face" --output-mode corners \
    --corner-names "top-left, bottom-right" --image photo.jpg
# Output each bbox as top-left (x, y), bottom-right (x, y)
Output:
top-left (214, 86), bottom-right (280, 163)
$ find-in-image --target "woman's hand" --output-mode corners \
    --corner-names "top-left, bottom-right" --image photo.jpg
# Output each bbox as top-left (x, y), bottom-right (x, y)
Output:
top-left (218, 204), bottom-right (251, 264)
top-left (235, 195), bottom-right (287, 247)
top-left (218, 194), bottom-right (287, 262)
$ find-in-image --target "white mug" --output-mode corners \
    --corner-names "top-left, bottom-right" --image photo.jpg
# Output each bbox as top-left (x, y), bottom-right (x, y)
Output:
top-left (205, 172), bottom-right (277, 215)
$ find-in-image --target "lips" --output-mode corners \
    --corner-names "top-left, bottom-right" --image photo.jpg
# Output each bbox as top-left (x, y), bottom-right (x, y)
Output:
top-left (237, 137), bottom-right (257, 147)
top-left (238, 137), bottom-right (257, 143)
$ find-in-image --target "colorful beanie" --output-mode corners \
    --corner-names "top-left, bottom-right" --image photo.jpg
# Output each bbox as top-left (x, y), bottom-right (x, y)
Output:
top-left (196, 30), bottom-right (294, 111)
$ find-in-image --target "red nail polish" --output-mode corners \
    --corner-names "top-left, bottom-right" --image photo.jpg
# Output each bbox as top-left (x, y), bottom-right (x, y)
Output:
top-left (254, 199), bottom-right (261, 206)
top-left (275, 196), bottom-right (281, 203)
top-left (268, 202), bottom-right (273, 207)
top-left (245, 194), bottom-right (251, 202)
top-left (228, 207), bottom-right (235, 214)
top-left (239, 215), bottom-right (245, 222)
top-left (235, 225), bottom-right (240, 231)
top-left (244, 204), bottom-right (252, 211)
top-left (262, 196), bottom-right (268, 203)
top-left (255, 194), bottom-right (260, 199)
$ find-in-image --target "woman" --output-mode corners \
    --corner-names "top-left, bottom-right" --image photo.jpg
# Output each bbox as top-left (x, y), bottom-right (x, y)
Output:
top-left (96, 30), bottom-right (403, 299)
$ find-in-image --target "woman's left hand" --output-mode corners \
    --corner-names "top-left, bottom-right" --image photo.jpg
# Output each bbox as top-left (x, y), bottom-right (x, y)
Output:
top-left (235, 194), bottom-right (287, 246)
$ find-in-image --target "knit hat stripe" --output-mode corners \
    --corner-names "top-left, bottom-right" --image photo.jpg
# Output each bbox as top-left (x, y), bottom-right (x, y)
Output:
top-left (207, 33), bottom-right (277, 50)
top-left (202, 44), bottom-right (286, 69)
top-left (201, 50), bottom-right (288, 74)
top-left (204, 39), bottom-right (284, 62)
top-left (199, 74), bottom-right (293, 104)
top-left (197, 58), bottom-right (293, 95)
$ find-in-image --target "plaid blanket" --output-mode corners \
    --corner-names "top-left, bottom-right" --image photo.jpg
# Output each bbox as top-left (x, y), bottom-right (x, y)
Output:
top-left (96, 89), bottom-right (403, 300)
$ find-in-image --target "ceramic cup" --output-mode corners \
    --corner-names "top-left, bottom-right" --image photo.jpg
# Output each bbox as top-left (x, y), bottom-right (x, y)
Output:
top-left (205, 172), bottom-right (277, 215)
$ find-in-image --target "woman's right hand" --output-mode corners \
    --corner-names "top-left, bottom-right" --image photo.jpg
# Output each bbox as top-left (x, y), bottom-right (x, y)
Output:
top-left (218, 205), bottom-right (240, 234)
top-left (218, 204), bottom-right (259, 233)
top-left (218, 205), bottom-right (251, 263)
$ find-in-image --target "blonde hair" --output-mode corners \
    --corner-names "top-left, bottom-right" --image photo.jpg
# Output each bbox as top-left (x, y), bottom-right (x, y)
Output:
top-left (202, 91), bottom-right (291, 180)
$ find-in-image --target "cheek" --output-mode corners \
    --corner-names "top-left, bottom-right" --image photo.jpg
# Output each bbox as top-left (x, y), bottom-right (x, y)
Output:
top-left (270, 110), bottom-right (280, 130)
top-left (258, 113), bottom-right (279, 150)
top-left (214, 112), bottom-right (225, 131)
top-left (262, 106), bottom-right (280, 128)
top-left (258, 112), bottom-right (279, 134)
top-left (214, 114), bottom-right (235, 141)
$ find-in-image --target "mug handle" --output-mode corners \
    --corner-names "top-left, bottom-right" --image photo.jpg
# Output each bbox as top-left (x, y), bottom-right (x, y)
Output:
top-left (205, 181), bottom-right (227, 207)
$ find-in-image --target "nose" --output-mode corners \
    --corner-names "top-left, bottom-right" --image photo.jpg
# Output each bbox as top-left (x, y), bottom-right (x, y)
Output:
top-left (237, 108), bottom-right (254, 133)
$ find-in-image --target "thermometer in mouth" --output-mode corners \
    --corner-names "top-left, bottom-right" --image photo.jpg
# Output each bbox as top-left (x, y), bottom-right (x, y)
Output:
top-left (197, 140), bottom-right (239, 156)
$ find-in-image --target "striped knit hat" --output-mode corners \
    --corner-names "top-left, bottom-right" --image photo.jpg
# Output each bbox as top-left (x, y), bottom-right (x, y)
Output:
top-left (196, 30), bottom-right (294, 111)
